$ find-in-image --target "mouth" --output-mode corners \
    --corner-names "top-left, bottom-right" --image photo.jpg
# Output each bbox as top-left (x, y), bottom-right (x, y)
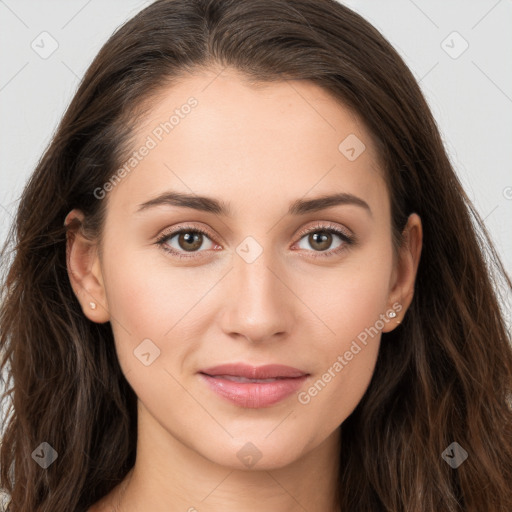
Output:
top-left (198, 363), bottom-right (310, 408)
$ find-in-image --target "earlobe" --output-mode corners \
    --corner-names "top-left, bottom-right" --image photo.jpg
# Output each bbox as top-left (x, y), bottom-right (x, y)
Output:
top-left (64, 209), bottom-right (110, 323)
top-left (382, 213), bottom-right (423, 333)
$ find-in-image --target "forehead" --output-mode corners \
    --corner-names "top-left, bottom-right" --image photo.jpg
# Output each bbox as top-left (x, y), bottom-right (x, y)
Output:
top-left (108, 68), bottom-right (388, 219)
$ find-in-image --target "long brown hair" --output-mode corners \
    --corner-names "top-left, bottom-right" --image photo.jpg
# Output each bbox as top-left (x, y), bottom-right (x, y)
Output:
top-left (1, 1), bottom-right (511, 510)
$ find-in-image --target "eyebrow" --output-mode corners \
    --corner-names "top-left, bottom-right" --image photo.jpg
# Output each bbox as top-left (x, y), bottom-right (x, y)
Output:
top-left (136, 191), bottom-right (372, 217)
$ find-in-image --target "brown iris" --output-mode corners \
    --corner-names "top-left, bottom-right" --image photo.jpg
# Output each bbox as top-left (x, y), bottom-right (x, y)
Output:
top-left (178, 231), bottom-right (203, 252)
top-left (309, 231), bottom-right (332, 251)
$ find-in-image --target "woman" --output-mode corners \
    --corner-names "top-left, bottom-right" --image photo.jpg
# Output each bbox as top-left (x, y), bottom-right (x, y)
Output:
top-left (1, 0), bottom-right (511, 511)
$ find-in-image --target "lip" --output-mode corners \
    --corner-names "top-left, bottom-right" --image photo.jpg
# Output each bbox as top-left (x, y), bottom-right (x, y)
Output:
top-left (198, 363), bottom-right (309, 408)
top-left (199, 363), bottom-right (308, 379)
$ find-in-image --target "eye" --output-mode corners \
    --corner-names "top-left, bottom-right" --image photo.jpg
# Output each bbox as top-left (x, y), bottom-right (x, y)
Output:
top-left (293, 222), bottom-right (355, 258)
top-left (155, 221), bottom-right (355, 260)
top-left (155, 224), bottom-right (218, 260)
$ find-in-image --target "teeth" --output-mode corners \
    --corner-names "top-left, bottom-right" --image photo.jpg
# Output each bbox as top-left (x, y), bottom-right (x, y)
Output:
top-left (214, 375), bottom-right (281, 383)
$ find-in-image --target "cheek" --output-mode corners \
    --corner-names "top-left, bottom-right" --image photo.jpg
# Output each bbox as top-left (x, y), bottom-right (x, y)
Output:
top-left (101, 255), bottom-right (202, 413)
top-left (297, 338), bottom-right (379, 441)
top-left (293, 248), bottom-right (392, 423)
top-left (301, 248), bottom-right (394, 348)
top-left (103, 243), bottom-right (218, 336)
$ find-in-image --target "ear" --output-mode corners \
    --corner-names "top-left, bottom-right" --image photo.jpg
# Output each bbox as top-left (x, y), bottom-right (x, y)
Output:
top-left (382, 213), bottom-right (422, 333)
top-left (64, 209), bottom-right (110, 323)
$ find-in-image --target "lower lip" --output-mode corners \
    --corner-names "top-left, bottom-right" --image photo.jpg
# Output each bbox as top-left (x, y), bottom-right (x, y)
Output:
top-left (199, 373), bottom-right (308, 408)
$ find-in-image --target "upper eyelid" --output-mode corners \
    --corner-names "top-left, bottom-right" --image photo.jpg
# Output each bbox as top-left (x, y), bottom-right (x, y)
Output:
top-left (157, 224), bottom-right (218, 244)
top-left (295, 221), bottom-right (352, 240)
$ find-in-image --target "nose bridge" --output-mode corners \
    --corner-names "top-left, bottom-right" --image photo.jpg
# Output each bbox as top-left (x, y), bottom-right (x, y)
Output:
top-left (220, 239), bottom-right (295, 342)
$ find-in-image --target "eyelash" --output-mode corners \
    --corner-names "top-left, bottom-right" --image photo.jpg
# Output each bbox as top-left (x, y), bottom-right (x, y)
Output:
top-left (155, 222), bottom-right (356, 260)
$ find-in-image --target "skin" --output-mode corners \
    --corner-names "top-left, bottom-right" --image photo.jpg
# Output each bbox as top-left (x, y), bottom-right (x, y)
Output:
top-left (65, 66), bottom-right (422, 512)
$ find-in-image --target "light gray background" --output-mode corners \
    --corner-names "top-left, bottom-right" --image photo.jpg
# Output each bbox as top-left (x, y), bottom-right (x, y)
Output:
top-left (1, 1), bottom-right (511, 423)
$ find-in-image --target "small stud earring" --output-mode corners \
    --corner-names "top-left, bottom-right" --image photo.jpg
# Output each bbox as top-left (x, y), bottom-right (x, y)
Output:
top-left (89, 302), bottom-right (97, 310)
top-left (388, 310), bottom-right (397, 318)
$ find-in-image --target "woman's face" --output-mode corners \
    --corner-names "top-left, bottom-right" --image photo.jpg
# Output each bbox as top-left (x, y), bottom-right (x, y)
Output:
top-left (69, 67), bottom-right (420, 470)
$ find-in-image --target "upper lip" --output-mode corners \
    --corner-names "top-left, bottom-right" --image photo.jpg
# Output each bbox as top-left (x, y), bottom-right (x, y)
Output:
top-left (199, 363), bottom-right (308, 379)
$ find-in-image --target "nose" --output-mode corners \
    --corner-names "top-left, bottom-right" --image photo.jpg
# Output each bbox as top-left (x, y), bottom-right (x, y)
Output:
top-left (218, 247), bottom-right (298, 344)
